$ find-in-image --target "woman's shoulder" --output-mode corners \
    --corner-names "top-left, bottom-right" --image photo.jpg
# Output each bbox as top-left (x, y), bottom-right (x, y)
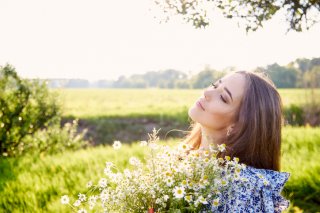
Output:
top-left (202, 166), bottom-right (290, 212)
top-left (240, 166), bottom-right (290, 193)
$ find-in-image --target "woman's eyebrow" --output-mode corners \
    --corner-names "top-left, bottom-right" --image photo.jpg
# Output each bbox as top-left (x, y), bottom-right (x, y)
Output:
top-left (219, 79), bottom-right (233, 102)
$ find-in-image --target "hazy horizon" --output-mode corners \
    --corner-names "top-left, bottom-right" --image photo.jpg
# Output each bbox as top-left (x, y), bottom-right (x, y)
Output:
top-left (1, 0), bottom-right (319, 81)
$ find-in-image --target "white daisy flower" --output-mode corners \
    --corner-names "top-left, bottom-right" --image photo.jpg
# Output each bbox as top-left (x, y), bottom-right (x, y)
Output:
top-left (212, 198), bottom-right (220, 207)
top-left (129, 157), bottom-right (140, 166)
top-left (99, 178), bottom-right (108, 188)
top-left (78, 193), bottom-right (86, 202)
top-left (60, 195), bottom-right (69, 204)
top-left (185, 195), bottom-right (193, 203)
top-left (173, 186), bottom-right (185, 199)
top-left (112, 141), bottom-right (122, 150)
top-left (163, 194), bottom-right (169, 201)
top-left (178, 143), bottom-right (190, 151)
top-left (73, 200), bottom-right (81, 207)
top-left (198, 196), bottom-right (208, 204)
top-left (77, 208), bottom-right (87, 213)
top-left (86, 181), bottom-right (93, 188)
top-left (165, 177), bottom-right (174, 186)
top-left (218, 144), bottom-right (226, 152)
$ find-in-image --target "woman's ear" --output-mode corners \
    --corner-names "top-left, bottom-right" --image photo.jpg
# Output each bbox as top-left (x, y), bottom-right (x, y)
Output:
top-left (226, 124), bottom-right (235, 136)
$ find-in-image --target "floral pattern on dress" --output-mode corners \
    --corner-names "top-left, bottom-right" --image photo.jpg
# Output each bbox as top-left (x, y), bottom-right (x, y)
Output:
top-left (201, 166), bottom-right (290, 213)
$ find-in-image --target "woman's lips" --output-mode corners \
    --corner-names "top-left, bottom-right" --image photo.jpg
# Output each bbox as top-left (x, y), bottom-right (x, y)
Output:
top-left (196, 100), bottom-right (205, 111)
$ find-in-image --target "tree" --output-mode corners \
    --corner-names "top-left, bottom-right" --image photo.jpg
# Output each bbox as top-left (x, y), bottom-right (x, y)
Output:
top-left (153, 0), bottom-right (320, 32)
top-left (191, 67), bottom-right (216, 88)
top-left (265, 63), bottom-right (300, 88)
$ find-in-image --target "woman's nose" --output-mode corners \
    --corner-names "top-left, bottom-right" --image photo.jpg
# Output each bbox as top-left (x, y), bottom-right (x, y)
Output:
top-left (203, 89), bottom-right (212, 101)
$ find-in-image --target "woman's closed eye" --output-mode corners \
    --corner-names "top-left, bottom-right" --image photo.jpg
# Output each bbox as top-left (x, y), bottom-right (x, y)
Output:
top-left (211, 82), bottom-right (227, 104)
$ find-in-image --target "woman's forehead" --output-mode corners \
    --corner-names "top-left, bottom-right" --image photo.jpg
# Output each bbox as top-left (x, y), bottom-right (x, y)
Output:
top-left (221, 73), bottom-right (246, 102)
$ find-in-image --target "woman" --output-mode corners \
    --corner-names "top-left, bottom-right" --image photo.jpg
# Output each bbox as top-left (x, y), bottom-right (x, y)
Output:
top-left (186, 70), bottom-right (290, 212)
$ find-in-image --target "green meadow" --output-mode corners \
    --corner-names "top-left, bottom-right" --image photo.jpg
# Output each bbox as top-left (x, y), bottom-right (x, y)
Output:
top-left (0, 88), bottom-right (320, 212)
top-left (57, 88), bottom-right (320, 118)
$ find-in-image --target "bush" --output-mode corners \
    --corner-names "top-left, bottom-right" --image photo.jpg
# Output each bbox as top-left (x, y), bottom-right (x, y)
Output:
top-left (283, 104), bottom-right (304, 126)
top-left (0, 64), bottom-right (88, 157)
top-left (22, 119), bottom-right (88, 155)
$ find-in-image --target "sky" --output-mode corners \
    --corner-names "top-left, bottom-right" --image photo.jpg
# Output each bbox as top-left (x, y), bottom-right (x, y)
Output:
top-left (0, 0), bottom-right (320, 81)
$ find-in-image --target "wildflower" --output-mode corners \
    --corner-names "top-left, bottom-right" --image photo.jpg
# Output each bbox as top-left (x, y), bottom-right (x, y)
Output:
top-left (178, 143), bottom-right (190, 151)
top-left (78, 193), bottom-right (86, 202)
top-left (73, 200), bottom-right (81, 207)
top-left (173, 186), bottom-right (185, 199)
top-left (78, 209), bottom-right (87, 213)
top-left (149, 142), bottom-right (158, 150)
top-left (233, 157), bottom-right (239, 163)
top-left (124, 169), bottom-right (132, 178)
top-left (212, 198), bottom-right (220, 207)
top-left (86, 181), bottom-right (93, 188)
top-left (198, 196), bottom-right (208, 204)
top-left (165, 177), bottom-right (174, 186)
top-left (221, 179), bottom-right (228, 186)
top-left (112, 141), bottom-right (122, 150)
top-left (60, 195), bottom-right (69, 204)
top-left (100, 189), bottom-right (109, 201)
top-left (163, 194), bottom-right (169, 201)
top-left (241, 177), bottom-right (249, 182)
top-left (155, 198), bottom-right (162, 204)
top-left (185, 195), bottom-right (192, 203)
top-left (218, 157), bottom-right (224, 164)
top-left (234, 173), bottom-right (240, 180)
top-left (140, 140), bottom-right (148, 146)
top-left (89, 195), bottom-right (98, 203)
top-left (129, 157), bottom-right (140, 166)
top-left (181, 180), bottom-right (188, 187)
top-left (218, 144), bottom-right (226, 152)
top-left (225, 156), bottom-right (231, 161)
top-left (99, 178), bottom-right (107, 188)
top-left (257, 173), bottom-right (264, 179)
top-left (105, 162), bottom-right (114, 169)
top-left (203, 150), bottom-right (210, 157)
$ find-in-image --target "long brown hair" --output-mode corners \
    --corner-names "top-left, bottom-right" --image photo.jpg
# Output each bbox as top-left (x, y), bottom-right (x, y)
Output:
top-left (183, 71), bottom-right (284, 171)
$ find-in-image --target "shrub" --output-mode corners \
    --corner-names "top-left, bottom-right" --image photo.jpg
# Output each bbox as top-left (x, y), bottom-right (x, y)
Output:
top-left (22, 119), bottom-right (88, 156)
top-left (0, 64), bottom-right (88, 157)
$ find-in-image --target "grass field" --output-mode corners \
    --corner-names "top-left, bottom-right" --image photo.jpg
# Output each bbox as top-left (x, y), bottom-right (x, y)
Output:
top-left (1, 88), bottom-right (319, 212)
top-left (0, 126), bottom-right (319, 212)
top-left (55, 88), bottom-right (320, 118)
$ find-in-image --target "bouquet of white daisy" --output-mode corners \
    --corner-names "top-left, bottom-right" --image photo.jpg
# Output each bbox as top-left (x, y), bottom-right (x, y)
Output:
top-left (61, 128), bottom-right (247, 213)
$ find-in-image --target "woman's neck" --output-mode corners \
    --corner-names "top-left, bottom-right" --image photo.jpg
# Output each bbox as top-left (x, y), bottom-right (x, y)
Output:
top-left (199, 126), bottom-right (224, 150)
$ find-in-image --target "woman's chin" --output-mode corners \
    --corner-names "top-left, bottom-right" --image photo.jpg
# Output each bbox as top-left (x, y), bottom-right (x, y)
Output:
top-left (188, 106), bottom-right (198, 122)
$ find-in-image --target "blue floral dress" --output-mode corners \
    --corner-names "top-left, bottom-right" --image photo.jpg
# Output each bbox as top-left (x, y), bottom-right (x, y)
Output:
top-left (202, 166), bottom-right (290, 213)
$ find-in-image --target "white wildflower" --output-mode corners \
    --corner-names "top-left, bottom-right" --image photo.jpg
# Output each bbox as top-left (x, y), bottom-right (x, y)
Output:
top-left (217, 144), bottom-right (226, 152)
top-left (78, 193), bottom-right (86, 202)
top-left (99, 178), bottom-right (108, 188)
top-left (197, 195), bottom-right (208, 204)
top-left (140, 140), bottom-right (148, 146)
top-left (165, 177), bottom-right (174, 187)
top-left (163, 194), bottom-right (169, 201)
top-left (185, 195), bottom-right (192, 203)
top-left (78, 208), bottom-right (87, 213)
top-left (86, 181), bottom-right (93, 188)
top-left (60, 195), bottom-right (69, 204)
top-left (112, 141), bottom-right (122, 150)
top-left (129, 157), bottom-right (140, 166)
top-left (212, 198), bottom-right (220, 207)
top-left (73, 200), bottom-right (81, 207)
top-left (178, 143), bottom-right (190, 151)
top-left (173, 186), bottom-right (185, 199)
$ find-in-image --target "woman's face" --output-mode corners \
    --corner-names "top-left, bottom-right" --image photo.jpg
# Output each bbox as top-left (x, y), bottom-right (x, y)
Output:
top-left (188, 72), bottom-right (246, 131)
